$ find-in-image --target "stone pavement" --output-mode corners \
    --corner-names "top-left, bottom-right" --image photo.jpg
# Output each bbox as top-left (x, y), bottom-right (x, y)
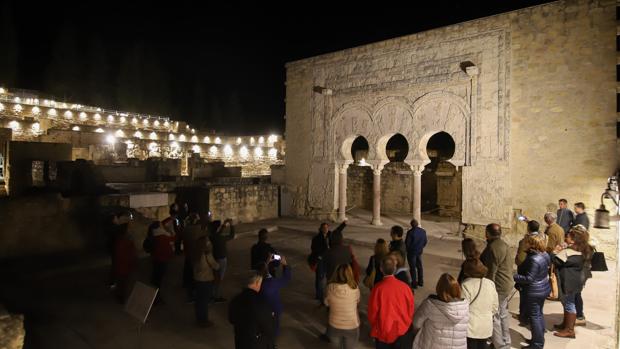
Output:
top-left (0, 217), bottom-right (616, 349)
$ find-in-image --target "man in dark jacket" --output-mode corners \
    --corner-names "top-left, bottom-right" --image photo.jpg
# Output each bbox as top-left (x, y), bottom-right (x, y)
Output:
top-left (573, 202), bottom-right (589, 229)
top-left (405, 219), bottom-right (427, 288)
top-left (480, 223), bottom-right (514, 349)
top-left (323, 231), bottom-right (358, 281)
top-left (251, 229), bottom-right (276, 271)
top-left (388, 225), bottom-right (407, 262)
top-left (310, 221), bottom-right (346, 302)
top-left (557, 199), bottom-right (575, 234)
top-left (210, 219), bottom-right (235, 302)
top-left (229, 272), bottom-right (275, 349)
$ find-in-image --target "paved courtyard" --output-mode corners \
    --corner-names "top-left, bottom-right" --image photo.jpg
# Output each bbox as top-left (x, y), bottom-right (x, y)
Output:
top-left (0, 219), bottom-right (617, 349)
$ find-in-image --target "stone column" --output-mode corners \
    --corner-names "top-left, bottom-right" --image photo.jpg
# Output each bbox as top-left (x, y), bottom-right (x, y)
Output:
top-left (371, 167), bottom-right (383, 226)
top-left (338, 164), bottom-right (349, 222)
top-left (411, 165), bottom-right (423, 223)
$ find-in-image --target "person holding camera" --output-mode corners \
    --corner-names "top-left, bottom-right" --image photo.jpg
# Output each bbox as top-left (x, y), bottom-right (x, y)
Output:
top-left (259, 254), bottom-right (292, 340)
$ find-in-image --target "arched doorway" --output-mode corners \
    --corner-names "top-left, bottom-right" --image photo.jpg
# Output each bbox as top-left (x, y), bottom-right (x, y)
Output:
top-left (421, 132), bottom-right (461, 218)
top-left (346, 136), bottom-right (373, 212)
top-left (382, 134), bottom-right (411, 213)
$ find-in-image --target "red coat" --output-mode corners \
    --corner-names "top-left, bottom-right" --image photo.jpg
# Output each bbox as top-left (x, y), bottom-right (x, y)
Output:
top-left (152, 230), bottom-right (175, 263)
top-left (113, 237), bottom-right (136, 277)
top-left (368, 275), bottom-right (414, 344)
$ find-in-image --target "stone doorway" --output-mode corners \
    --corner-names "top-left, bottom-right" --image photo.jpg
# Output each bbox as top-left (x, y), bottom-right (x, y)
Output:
top-left (422, 131), bottom-right (462, 219)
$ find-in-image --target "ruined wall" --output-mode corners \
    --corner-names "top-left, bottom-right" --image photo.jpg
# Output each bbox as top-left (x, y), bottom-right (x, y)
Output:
top-left (347, 163), bottom-right (413, 214)
top-left (346, 165), bottom-right (373, 210)
top-left (208, 184), bottom-right (279, 223)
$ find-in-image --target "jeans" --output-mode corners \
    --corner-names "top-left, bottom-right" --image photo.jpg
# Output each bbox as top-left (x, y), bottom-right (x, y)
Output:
top-left (195, 281), bottom-right (214, 324)
top-left (151, 261), bottom-right (168, 300)
top-left (407, 254), bottom-right (423, 286)
top-left (518, 289), bottom-right (528, 322)
top-left (214, 258), bottom-right (227, 298)
top-left (315, 260), bottom-right (326, 301)
top-left (562, 292), bottom-right (577, 314)
top-left (327, 325), bottom-right (358, 349)
top-left (375, 326), bottom-right (414, 349)
top-left (466, 337), bottom-right (489, 349)
top-left (491, 294), bottom-right (511, 349)
top-left (527, 294), bottom-right (546, 349)
top-left (575, 292), bottom-right (584, 318)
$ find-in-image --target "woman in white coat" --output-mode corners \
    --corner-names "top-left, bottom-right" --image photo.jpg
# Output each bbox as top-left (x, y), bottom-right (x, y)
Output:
top-left (461, 258), bottom-right (498, 349)
top-left (413, 273), bottom-right (469, 349)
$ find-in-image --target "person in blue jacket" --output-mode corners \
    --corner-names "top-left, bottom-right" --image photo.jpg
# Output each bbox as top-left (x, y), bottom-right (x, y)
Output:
top-left (405, 218), bottom-right (428, 288)
top-left (259, 254), bottom-right (292, 340)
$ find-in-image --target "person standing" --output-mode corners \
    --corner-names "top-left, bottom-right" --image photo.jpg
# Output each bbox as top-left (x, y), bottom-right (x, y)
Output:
top-left (552, 225), bottom-right (593, 339)
top-left (405, 219), bottom-right (427, 289)
top-left (251, 228), bottom-right (277, 272)
top-left (210, 219), bottom-right (235, 302)
top-left (457, 238), bottom-right (480, 284)
top-left (573, 202), bottom-right (590, 229)
top-left (151, 221), bottom-right (175, 304)
top-left (388, 251), bottom-right (412, 286)
top-left (479, 223), bottom-right (513, 349)
top-left (461, 260), bottom-right (498, 349)
top-left (229, 272), bottom-right (275, 349)
top-left (388, 226), bottom-right (407, 262)
top-left (310, 221), bottom-right (346, 302)
top-left (514, 220), bottom-right (541, 325)
top-left (557, 199), bottom-right (575, 234)
top-left (365, 239), bottom-right (389, 288)
top-left (325, 264), bottom-right (360, 349)
top-left (191, 234), bottom-right (219, 327)
top-left (259, 255), bottom-right (291, 339)
top-left (413, 273), bottom-right (469, 349)
top-left (514, 233), bottom-right (551, 349)
top-left (544, 212), bottom-right (565, 253)
top-left (324, 230), bottom-right (360, 283)
top-left (112, 222), bottom-right (136, 304)
top-left (368, 257), bottom-right (415, 348)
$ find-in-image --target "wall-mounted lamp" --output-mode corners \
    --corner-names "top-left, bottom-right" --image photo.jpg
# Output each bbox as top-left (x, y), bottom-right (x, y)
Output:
top-left (594, 176), bottom-right (619, 229)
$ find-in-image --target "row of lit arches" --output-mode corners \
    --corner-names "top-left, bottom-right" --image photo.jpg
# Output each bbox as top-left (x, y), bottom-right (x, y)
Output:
top-left (349, 132), bottom-right (455, 164)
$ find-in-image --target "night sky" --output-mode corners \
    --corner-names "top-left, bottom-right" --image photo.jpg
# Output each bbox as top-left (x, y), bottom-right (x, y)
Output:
top-left (0, 2), bottom-right (553, 135)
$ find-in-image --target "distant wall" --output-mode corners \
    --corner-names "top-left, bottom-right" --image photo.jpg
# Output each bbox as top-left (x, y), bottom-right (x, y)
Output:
top-left (208, 184), bottom-right (278, 223)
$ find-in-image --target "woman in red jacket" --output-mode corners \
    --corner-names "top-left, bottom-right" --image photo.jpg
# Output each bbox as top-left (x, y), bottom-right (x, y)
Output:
top-left (150, 221), bottom-right (175, 304)
top-left (113, 223), bottom-right (136, 304)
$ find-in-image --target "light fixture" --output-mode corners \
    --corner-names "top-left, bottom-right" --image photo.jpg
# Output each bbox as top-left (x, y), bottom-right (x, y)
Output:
top-left (223, 144), bottom-right (233, 157)
top-left (209, 145), bottom-right (218, 156)
top-left (154, 120), bottom-right (160, 127)
top-left (72, 126), bottom-right (80, 131)
top-left (32, 123), bottom-right (41, 132)
top-left (0, 87), bottom-right (5, 94)
top-left (191, 135), bottom-right (198, 143)
top-left (170, 141), bottom-right (179, 149)
top-left (143, 119), bottom-right (149, 126)
top-left (13, 104), bottom-right (22, 113)
top-left (250, 137), bottom-right (255, 145)
top-left (134, 131), bottom-right (143, 139)
top-left (148, 142), bottom-right (158, 151)
top-left (192, 145), bottom-right (201, 153)
top-left (169, 134), bottom-right (175, 141)
top-left (115, 129), bottom-right (125, 138)
top-left (107, 115), bottom-right (115, 123)
top-left (120, 116), bottom-right (127, 123)
top-left (0, 103), bottom-right (4, 111)
top-left (254, 147), bottom-right (263, 157)
top-left (268, 148), bottom-right (278, 159)
top-left (191, 128), bottom-right (195, 134)
top-left (64, 110), bottom-right (73, 119)
top-left (106, 134), bottom-right (116, 144)
top-left (131, 117), bottom-right (138, 125)
top-left (48, 108), bottom-right (57, 117)
top-left (268, 135), bottom-right (278, 144)
top-left (164, 121), bottom-right (170, 128)
top-left (8, 120), bottom-right (20, 130)
top-left (32, 106), bottom-right (41, 115)
top-left (13, 97), bottom-right (20, 103)
top-left (79, 112), bottom-right (87, 120)
top-left (93, 113), bottom-right (101, 121)
top-left (258, 136), bottom-right (264, 144)
top-left (236, 137), bottom-right (242, 145)
top-left (215, 137), bottom-right (221, 144)
top-left (179, 134), bottom-right (186, 142)
top-left (149, 132), bottom-right (158, 140)
top-left (239, 146), bottom-right (249, 159)
top-left (95, 128), bottom-right (104, 133)
top-left (204, 136), bottom-right (211, 143)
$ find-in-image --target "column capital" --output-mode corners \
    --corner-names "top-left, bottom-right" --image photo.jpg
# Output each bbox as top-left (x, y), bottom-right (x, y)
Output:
top-left (372, 167), bottom-right (383, 176)
top-left (337, 161), bottom-right (352, 174)
top-left (465, 65), bottom-right (479, 78)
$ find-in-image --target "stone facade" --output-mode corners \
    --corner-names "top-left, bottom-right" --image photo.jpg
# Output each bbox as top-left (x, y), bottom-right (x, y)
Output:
top-left (284, 0), bottom-right (618, 257)
top-left (208, 184), bottom-right (279, 223)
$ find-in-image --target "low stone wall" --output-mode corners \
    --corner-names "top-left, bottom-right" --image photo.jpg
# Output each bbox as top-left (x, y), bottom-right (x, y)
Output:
top-left (0, 310), bottom-right (24, 349)
top-left (208, 184), bottom-right (278, 223)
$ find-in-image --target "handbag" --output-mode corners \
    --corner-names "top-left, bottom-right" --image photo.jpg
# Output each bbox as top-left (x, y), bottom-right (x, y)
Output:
top-left (591, 250), bottom-right (608, 272)
top-left (363, 268), bottom-right (376, 289)
top-left (548, 264), bottom-right (559, 300)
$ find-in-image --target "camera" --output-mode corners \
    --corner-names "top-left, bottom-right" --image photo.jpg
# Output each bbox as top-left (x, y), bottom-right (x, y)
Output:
top-left (273, 254), bottom-right (281, 261)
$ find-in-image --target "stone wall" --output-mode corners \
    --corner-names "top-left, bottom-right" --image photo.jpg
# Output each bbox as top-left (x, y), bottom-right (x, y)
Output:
top-left (208, 184), bottom-right (279, 223)
top-left (284, 0), bottom-right (618, 257)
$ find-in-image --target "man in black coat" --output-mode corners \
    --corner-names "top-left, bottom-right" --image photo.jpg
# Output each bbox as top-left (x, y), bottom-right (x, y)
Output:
top-left (229, 272), bottom-right (275, 349)
top-left (309, 221), bottom-right (346, 302)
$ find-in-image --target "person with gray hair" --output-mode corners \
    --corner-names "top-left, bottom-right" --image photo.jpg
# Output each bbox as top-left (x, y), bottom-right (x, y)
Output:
top-left (229, 271), bottom-right (275, 349)
top-left (544, 212), bottom-right (565, 254)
